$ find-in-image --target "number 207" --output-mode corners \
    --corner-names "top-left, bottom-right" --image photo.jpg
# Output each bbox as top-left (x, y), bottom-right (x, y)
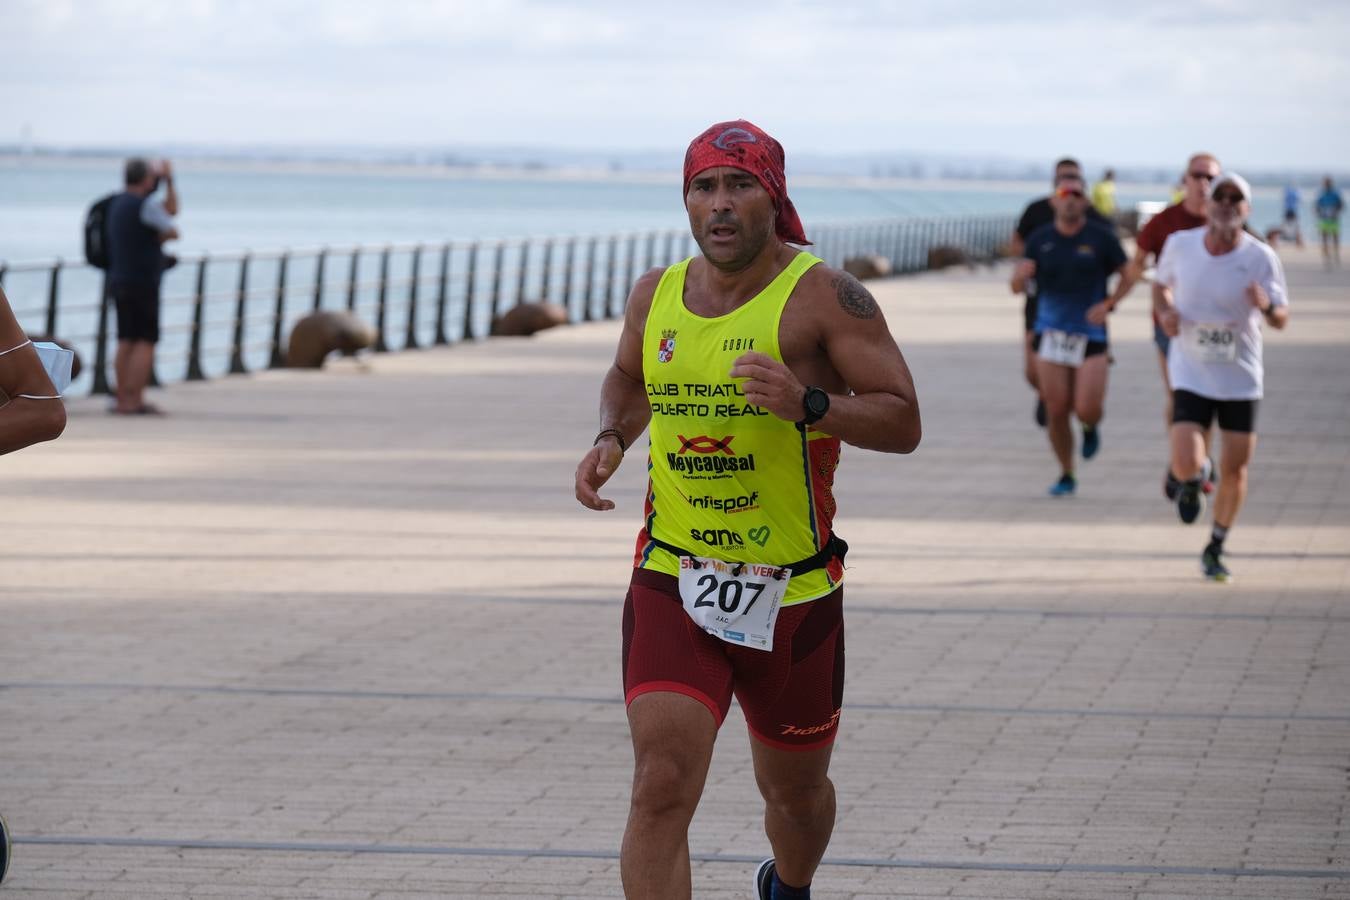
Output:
top-left (693, 575), bottom-right (764, 614)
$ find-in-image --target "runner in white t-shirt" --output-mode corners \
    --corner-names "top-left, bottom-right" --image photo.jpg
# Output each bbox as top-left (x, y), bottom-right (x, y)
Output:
top-left (1153, 172), bottom-right (1289, 581)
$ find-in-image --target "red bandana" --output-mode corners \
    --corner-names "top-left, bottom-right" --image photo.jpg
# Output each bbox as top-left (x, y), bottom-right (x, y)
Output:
top-left (682, 120), bottom-right (810, 246)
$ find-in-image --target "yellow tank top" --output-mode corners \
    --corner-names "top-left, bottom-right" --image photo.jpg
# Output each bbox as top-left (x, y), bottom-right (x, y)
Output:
top-left (633, 251), bottom-right (844, 606)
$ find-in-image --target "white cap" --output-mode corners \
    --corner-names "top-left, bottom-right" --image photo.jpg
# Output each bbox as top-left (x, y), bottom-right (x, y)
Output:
top-left (1210, 172), bottom-right (1252, 202)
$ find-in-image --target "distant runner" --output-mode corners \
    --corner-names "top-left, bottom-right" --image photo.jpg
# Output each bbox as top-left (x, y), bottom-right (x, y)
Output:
top-left (1154, 173), bottom-right (1289, 581)
top-left (1127, 153), bottom-right (1223, 499)
top-left (1011, 174), bottom-right (1135, 496)
top-left (1011, 158), bottom-right (1109, 428)
top-left (1315, 176), bottom-right (1344, 268)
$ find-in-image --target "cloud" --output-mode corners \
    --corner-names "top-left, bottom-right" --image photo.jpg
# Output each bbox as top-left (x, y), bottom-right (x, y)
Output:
top-left (1, 0), bottom-right (1346, 168)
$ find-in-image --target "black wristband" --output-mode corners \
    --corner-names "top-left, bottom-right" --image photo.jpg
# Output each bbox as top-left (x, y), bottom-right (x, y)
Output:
top-left (593, 428), bottom-right (626, 453)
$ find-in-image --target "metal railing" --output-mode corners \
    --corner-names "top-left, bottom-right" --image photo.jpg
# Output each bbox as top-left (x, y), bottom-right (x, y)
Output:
top-left (0, 214), bottom-right (1013, 396)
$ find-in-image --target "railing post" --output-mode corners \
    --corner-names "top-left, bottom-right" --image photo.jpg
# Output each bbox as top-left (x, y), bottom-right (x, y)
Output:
top-left (515, 240), bottom-right (530, 305)
top-left (433, 242), bottom-right (451, 346)
top-left (604, 236), bottom-right (618, 318)
top-left (582, 237), bottom-right (598, 321)
top-left (490, 241), bottom-right (505, 320)
top-left (312, 247), bottom-right (327, 311)
top-left (346, 247), bottom-right (360, 312)
top-left (561, 238), bottom-right (575, 317)
top-left (539, 240), bottom-right (554, 303)
top-left (664, 231), bottom-right (677, 266)
top-left (405, 244), bottom-right (422, 350)
top-left (185, 255), bottom-right (209, 381)
top-left (229, 254), bottom-right (251, 374)
top-left (623, 234), bottom-right (638, 310)
top-left (461, 242), bottom-right (479, 340)
top-left (45, 258), bottom-right (62, 337)
top-left (374, 246), bottom-right (391, 352)
top-left (645, 232), bottom-right (657, 272)
top-left (269, 253), bottom-right (289, 368)
top-left (92, 273), bottom-right (112, 394)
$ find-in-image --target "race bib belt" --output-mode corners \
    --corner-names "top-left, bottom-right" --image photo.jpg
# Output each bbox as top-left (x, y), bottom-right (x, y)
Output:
top-left (636, 252), bottom-right (846, 609)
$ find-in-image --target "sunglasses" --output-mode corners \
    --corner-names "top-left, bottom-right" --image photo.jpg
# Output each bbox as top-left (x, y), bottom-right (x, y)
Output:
top-left (1212, 192), bottom-right (1246, 205)
top-left (1187, 171), bottom-right (1216, 181)
top-left (1055, 188), bottom-right (1086, 199)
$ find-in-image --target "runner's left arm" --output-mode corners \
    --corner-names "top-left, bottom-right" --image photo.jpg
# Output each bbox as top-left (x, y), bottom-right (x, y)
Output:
top-left (731, 270), bottom-right (920, 455)
top-left (1088, 237), bottom-right (1138, 324)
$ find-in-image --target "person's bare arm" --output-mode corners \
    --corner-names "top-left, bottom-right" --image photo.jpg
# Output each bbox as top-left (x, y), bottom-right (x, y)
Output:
top-left (1248, 282), bottom-right (1290, 331)
top-left (0, 287), bottom-right (67, 455)
top-left (160, 159), bottom-right (179, 217)
top-left (574, 268), bottom-right (661, 510)
top-left (1088, 262), bottom-right (1141, 325)
top-left (1010, 258), bottom-right (1035, 294)
top-left (1152, 282), bottom-right (1179, 337)
top-left (731, 270), bottom-right (920, 454)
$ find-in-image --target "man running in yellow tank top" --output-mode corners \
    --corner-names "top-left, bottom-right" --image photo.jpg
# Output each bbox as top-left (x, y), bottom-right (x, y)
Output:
top-left (574, 120), bottom-right (922, 900)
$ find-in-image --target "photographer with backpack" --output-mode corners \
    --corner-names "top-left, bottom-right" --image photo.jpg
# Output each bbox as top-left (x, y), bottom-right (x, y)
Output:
top-left (105, 157), bottom-right (180, 415)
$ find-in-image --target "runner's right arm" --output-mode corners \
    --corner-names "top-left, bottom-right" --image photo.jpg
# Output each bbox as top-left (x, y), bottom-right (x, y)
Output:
top-left (575, 268), bottom-right (661, 511)
top-left (0, 286), bottom-right (67, 455)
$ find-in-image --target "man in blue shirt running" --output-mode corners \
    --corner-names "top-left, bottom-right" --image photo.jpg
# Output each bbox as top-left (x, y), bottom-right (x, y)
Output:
top-left (1011, 174), bottom-right (1136, 496)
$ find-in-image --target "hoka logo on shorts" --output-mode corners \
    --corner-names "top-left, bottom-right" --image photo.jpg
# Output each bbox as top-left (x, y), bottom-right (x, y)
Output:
top-left (690, 527), bottom-right (744, 548)
top-left (668, 435), bottom-right (756, 474)
top-left (779, 709), bottom-right (841, 738)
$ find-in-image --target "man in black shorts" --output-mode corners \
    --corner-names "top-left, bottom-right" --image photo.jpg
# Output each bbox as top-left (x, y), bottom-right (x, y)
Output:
top-left (1153, 173), bottom-right (1289, 581)
top-left (107, 157), bottom-right (180, 415)
top-left (1011, 175), bottom-right (1134, 496)
top-left (1011, 158), bottom-right (1110, 426)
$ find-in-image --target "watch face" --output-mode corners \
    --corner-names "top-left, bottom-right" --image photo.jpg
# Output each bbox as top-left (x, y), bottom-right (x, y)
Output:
top-left (806, 388), bottom-right (829, 417)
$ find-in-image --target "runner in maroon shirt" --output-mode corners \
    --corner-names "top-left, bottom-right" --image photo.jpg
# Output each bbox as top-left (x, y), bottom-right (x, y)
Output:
top-left (1127, 152), bottom-right (1222, 499)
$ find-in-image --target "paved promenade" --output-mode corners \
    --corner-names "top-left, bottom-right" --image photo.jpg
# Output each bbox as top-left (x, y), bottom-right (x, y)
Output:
top-left (2, 248), bottom-right (1348, 899)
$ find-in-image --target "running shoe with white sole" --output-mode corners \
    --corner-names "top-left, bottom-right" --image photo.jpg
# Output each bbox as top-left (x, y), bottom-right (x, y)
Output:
top-left (754, 858), bottom-right (775, 899)
top-left (1, 810), bottom-right (11, 884)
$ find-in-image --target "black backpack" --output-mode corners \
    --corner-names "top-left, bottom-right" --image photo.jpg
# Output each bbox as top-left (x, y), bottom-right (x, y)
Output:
top-left (83, 193), bottom-right (117, 270)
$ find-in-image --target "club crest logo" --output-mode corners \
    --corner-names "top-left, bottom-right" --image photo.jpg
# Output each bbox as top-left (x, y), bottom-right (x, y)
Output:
top-left (658, 329), bottom-right (677, 363)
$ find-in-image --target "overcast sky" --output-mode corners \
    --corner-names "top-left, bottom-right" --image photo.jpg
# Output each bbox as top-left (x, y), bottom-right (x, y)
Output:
top-left (4, 0), bottom-right (1348, 172)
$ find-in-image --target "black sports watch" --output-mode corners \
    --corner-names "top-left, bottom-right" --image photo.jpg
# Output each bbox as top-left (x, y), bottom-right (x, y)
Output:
top-left (798, 386), bottom-right (830, 426)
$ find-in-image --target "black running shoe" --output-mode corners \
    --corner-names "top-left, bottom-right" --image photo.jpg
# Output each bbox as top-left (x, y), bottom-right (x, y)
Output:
top-left (1164, 468), bottom-right (1182, 501)
top-left (1081, 424), bottom-right (1100, 460)
top-left (754, 858), bottom-right (775, 900)
top-left (1177, 481), bottom-right (1204, 524)
top-left (1, 810), bottom-right (10, 884)
top-left (1035, 398), bottom-right (1047, 428)
top-left (1202, 544), bottom-right (1231, 582)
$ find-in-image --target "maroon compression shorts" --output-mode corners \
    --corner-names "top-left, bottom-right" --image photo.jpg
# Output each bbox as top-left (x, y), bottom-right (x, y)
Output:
top-left (621, 568), bottom-right (845, 751)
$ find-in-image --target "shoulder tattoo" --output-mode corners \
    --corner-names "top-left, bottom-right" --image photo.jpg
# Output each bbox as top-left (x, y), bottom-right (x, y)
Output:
top-left (831, 273), bottom-right (879, 320)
